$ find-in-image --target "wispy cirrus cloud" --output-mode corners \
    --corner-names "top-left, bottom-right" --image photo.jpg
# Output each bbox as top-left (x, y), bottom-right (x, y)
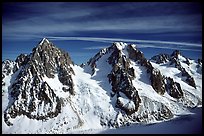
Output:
top-left (47, 36), bottom-right (201, 47)
top-left (2, 2), bottom-right (202, 41)
top-left (83, 46), bottom-right (109, 50)
top-left (135, 44), bottom-right (202, 52)
top-left (2, 2), bottom-right (202, 63)
top-left (3, 14), bottom-right (201, 40)
top-left (46, 36), bottom-right (202, 52)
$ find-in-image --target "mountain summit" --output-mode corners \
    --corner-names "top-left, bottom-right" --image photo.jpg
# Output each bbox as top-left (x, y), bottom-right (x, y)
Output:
top-left (3, 38), bottom-right (75, 126)
top-left (2, 39), bottom-right (202, 133)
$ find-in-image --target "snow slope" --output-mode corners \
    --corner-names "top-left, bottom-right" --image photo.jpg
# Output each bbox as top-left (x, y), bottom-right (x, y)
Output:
top-left (98, 107), bottom-right (202, 134)
top-left (130, 60), bottom-right (189, 117)
top-left (150, 58), bottom-right (202, 107)
top-left (2, 64), bottom-right (117, 134)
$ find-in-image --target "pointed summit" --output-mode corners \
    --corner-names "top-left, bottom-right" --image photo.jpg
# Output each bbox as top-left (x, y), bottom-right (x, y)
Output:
top-left (39, 37), bottom-right (50, 45)
top-left (3, 38), bottom-right (76, 126)
top-left (171, 50), bottom-right (180, 58)
top-left (112, 42), bottom-right (128, 50)
top-left (33, 38), bottom-right (54, 54)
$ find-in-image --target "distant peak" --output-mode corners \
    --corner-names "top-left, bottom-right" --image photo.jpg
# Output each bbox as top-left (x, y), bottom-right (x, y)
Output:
top-left (39, 38), bottom-right (50, 45)
top-left (171, 50), bottom-right (181, 58)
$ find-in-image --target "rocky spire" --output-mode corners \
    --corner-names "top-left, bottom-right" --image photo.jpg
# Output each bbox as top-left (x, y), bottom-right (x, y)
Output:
top-left (4, 38), bottom-right (75, 126)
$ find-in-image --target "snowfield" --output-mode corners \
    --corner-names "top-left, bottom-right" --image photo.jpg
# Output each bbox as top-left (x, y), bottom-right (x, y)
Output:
top-left (2, 64), bottom-right (117, 134)
top-left (67, 107), bottom-right (202, 134)
top-left (98, 107), bottom-right (202, 134)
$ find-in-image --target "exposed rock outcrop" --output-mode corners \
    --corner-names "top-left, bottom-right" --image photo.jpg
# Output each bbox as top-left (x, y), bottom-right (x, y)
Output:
top-left (127, 44), bottom-right (166, 95)
top-left (151, 50), bottom-right (197, 89)
top-left (150, 53), bottom-right (170, 64)
top-left (107, 43), bottom-right (141, 114)
top-left (164, 77), bottom-right (183, 99)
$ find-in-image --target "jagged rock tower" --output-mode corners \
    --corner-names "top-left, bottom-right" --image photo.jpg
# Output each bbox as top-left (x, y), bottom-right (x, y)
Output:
top-left (4, 38), bottom-right (75, 126)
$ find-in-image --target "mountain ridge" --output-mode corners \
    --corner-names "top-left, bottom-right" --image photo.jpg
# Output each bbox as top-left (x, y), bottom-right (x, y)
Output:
top-left (2, 38), bottom-right (202, 133)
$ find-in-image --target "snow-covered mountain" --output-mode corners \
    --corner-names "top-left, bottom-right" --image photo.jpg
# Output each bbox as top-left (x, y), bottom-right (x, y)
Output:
top-left (2, 39), bottom-right (202, 134)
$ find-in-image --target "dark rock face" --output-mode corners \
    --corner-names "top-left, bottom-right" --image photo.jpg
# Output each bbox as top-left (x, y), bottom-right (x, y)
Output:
top-left (2, 60), bottom-right (15, 76)
top-left (184, 58), bottom-right (190, 65)
top-left (3, 38), bottom-right (75, 125)
top-left (185, 76), bottom-right (196, 88)
top-left (198, 58), bottom-right (202, 65)
top-left (106, 43), bottom-right (141, 115)
top-left (13, 54), bottom-right (30, 73)
top-left (2, 60), bottom-right (15, 94)
top-left (4, 74), bottom-right (61, 126)
top-left (196, 59), bottom-right (202, 74)
top-left (127, 44), bottom-right (145, 62)
top-left (126, 44), bottom-right (166, 95)
top-left (152, 50), bottom-right (197, 89)
top-left (116, 91), bottom-right (140, 115)
top-left (2, 74), bottom-right (5, 86)
top-left (165, 77), bottom-right (183, 99)
top-left (170, 51), bottom-right (196, 89)
top-left (150, 69), bottom-right (166, 95)
top-left (80, 63), bottom-right (85, 68)
top-left (87, 43), bottom-right (142, 115)
top-left (180, 68), bottom-right (196, 88)
top-left (170, 57), bottom-right (181, 69)
top-left (171, 50), bottom-right (180, 58)
top-left (31, 38), bottom-right (75, 92)
top-left (150, 54), bottom-right (170, 64)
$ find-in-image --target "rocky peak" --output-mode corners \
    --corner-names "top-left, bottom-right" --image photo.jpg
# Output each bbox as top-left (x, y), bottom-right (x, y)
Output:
top-left (29, 38), bottom-right (75, 88)
top-left (111, 42), bottom-right (127, 51)
top-left (13, 54), bottom-right (30, 73)
top-left (150, 53), bottom-right (170, 64)
top-left (31, 38), bottom-right (74, 76)
top-left (86, 42), bottom-right (141, 115)
top-left (39, 37), bottom-right (50, 45)
top-left (88, 42), bottom-right (130, 75)
top-left (34, 38), bottom-right (56, 53)
top-left (168, 50), bottom-right (196, 89)
top-left (127, 44), bottom-right (145, 62)
top-left (106, 43), bottom-right (142, 114)
top-left (171, 50), bottom-right (180, 58)
top-left (3, 38), bottom-right (75, 126)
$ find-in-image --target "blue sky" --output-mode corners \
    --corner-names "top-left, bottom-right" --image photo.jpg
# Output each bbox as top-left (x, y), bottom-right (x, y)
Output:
top-left (2, 2), bottom-right (202, 64)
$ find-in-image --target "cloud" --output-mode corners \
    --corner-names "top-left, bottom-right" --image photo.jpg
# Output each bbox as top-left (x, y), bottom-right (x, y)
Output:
top-left (46, 36), bottom-right (202, 52)
top-left (136, 44), bottom-right (202, 52)
top-left (2, 3), bottom-right (201, 41)
top-left (3, 14), bottom-right (201, 39)
top-left (83, 46), bottom-right (109, 50)
top-left (47, 36), bottom-right (201, 47)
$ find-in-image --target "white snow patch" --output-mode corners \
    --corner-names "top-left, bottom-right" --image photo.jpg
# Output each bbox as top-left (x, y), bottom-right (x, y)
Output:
top-left (114, 42), bottom-right (127, 50)
top-left (42, 74), bottom-right (70, 98)
top-left (118, 97), bottom-right (135, 110)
